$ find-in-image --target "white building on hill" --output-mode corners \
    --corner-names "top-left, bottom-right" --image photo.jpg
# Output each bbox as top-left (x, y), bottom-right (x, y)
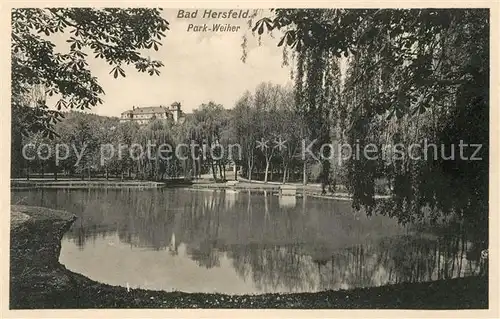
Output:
top-left (120, 102), bottom-right (185, 125)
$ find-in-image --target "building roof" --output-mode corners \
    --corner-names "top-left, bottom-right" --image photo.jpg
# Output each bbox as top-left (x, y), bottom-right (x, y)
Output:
top-left (121, 106), bottom-right (169, 115)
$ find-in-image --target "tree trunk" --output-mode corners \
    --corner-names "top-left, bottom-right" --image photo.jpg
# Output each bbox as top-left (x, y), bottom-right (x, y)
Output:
top-left (197, 158), bottom-right (202, 179)
top-left (87, 167), bottom-right (91, 181)
top-left (54, 168), bottom-right (58, 181)
top-left (283, 164), bottom-right (288, 184)
top-left (264, 160), bottom-right (270, 183)
top-left (248, 163), bottom-right (253, 181)
top-left (303, 161), bottom-right (308, 185)
top-left (247, 154), bottom-right (254, 181)
top-left (218, 162), bottom-right (224, 180)
top-left (183, 158), bottom-right (187, 179)
top-left (105, 167), bottom-right (109, 180)
top-left (192, 157), bottom-right (197, 180)
top-left (211, 160), bottom-right (217, 180)
top-left (321, 160), bottom-right (331, 195)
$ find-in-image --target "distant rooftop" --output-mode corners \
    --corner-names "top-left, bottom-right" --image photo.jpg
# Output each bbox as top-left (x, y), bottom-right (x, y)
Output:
top-left (121, 106), bottom-right (168, 115)
top-left (121, 103), bottom-right (184, 115)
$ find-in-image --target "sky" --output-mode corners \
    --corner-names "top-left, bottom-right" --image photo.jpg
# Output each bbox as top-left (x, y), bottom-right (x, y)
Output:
top-left (46, 8), bottom-right (293, 118)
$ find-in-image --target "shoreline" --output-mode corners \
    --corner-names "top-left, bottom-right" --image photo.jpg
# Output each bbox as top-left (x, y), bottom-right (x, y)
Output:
top-left (9, 205), bottom-right (488, 309)
top-left (11, 179), bottom-right (181, 189)
top-left (11, 178), bottom-right (391, 200)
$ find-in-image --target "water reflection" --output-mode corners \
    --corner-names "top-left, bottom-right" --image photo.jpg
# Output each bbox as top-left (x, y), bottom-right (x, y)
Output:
top-left (278, 194), bottom-right (297, 208)
top-left (11, 188), bottom-right (482, 294)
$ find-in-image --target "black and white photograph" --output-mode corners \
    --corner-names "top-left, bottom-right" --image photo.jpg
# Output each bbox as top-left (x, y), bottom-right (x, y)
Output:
top-left (4, 3), bottom-right (496, 314)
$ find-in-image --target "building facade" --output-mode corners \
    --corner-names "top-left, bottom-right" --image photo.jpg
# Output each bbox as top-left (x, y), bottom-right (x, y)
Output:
top-left (120, 102), bottom-right (185, 126)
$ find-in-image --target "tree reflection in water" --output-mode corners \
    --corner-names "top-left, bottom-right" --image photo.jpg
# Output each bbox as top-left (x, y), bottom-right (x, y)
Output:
top-left (11, 188), bottom-right (483, 293)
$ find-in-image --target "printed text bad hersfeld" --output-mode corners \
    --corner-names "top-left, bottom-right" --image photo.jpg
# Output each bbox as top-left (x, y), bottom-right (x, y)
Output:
top-left (177, 9), bottom-right (250, 19)
top-left (177, 9), bottom-right (249, 32)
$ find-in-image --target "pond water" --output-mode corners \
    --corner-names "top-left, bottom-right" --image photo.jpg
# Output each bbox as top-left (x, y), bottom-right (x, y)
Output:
top-left (11, 188), bottom-right (481, 294)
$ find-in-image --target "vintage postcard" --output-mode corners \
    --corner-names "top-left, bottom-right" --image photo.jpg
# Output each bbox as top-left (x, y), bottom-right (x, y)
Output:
top-left (1, 1), bottom-right (498, 318)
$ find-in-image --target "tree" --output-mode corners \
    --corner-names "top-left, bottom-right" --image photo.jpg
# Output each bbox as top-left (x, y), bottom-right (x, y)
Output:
top-left (113, 121), bottom-right (139, 179)
top-left (275, 85), bottom-right (301, 184)
top-left (254, 82), bottom-right (282, 183)
top-left (93, 117), bottom-right (120, 180)
top-left (233, 91), bottom-right (258, 181)
top-left (132, 118), bottom-right (177, 181)
top-left (11, 83), bottom-right (47, 178)
top-left (216, 110), bottom-right (235, 181)
top-left (233, 83), bottom-right (301, 183)
top-left (56, 111), bottom-right (99, 180)
top-left (192, 102), bottom-right (228, 181)
top-left (11, 8), bottom-right (169, 138)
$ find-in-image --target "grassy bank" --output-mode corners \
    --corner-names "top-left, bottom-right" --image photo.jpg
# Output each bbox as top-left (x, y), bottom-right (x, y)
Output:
top-left (10, 205), bottom-right (488, 309)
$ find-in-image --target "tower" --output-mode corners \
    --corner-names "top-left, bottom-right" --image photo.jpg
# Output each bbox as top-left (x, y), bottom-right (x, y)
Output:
top-left (170, 102), bottom-right (181, 123)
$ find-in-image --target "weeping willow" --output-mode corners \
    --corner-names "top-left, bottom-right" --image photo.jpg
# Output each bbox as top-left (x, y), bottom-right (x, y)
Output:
top-left (341, 10), bottom-right (489, 238)
top-left (133, 120), bottom-right (178, 181)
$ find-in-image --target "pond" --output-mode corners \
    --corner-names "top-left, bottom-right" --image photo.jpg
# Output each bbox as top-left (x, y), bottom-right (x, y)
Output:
top-left (11, 188), bottom-right (482, 295)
